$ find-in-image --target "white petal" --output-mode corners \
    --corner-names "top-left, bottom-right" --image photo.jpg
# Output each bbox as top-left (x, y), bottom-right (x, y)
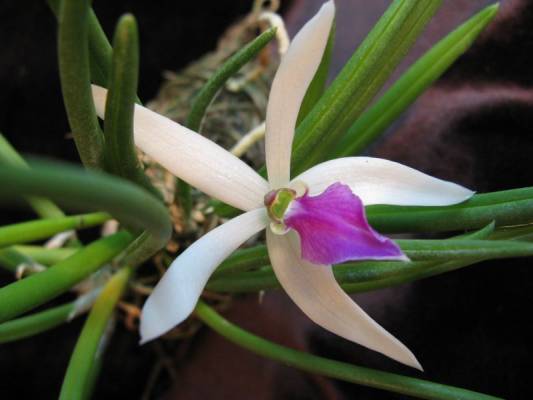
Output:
top-left (266, 230), bottom-right (422, 369)
top-left (92, 85), bottom-right (268, 211)
top-left (293, 157), bottom-right (474, 206)
top-left (265, 1), bottom-right (335, 189)
top-left (140, 208), bottom-right (268, 343)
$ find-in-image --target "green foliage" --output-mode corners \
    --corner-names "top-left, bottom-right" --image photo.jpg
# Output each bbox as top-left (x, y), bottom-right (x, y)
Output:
top-left (332, 3), bottom-right (499, 157)
top-left (60, 267), bottom-right (132, 400)
top-left (57, 0), bottom-right (104, 168)
top-left (0, 232), bottom-right (132, 323)
top-left (196, 301), bottom-right (501, 400)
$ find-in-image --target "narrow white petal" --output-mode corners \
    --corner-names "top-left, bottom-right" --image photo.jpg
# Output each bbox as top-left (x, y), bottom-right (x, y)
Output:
top-left (140, 208), bottom-right (268, 343)
top-left (265, 1), bottom-right (335, 189)
top-left (266, 230), bottom-right (422, 369)
top-left (92, 85), bottom-right (268, 211)
top-left (293, 157), bottom-right (474, 206)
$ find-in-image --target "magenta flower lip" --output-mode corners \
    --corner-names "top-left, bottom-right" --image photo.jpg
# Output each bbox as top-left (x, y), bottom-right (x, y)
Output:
top-left (284, 182), bottom-right (408, 265)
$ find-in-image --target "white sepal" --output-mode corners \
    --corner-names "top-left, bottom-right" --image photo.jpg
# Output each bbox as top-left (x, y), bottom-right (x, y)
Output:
top-left (140, 208), bottom-right (268, 343)
top-left (266, 230), bottom-right (422, 369)
top-left (265, 1), bottom-right (335, 189)
top-left (92, 85), bottom-right (268, 211)
top-left (294, 157), bottom-right (474, 206)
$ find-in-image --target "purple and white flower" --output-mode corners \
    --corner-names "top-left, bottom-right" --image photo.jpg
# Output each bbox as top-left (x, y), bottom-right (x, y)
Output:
top-left (92, 1), bottom-right (473, 369)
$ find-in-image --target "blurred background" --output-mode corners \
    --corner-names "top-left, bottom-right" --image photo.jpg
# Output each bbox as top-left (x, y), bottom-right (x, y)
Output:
top-left (0, 0), bottom-right (532, 398)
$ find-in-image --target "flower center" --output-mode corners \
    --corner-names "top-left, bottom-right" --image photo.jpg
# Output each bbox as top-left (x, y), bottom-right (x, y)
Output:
top-left (264, 188), bottom-right (296, 234)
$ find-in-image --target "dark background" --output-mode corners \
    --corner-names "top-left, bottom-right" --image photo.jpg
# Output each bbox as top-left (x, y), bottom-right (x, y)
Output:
top-left (0, 0), bottom-right (532, 399)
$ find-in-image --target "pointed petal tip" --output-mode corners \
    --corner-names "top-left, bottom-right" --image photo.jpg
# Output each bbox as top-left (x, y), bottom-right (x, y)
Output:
top-left (323, 0), bottom-right (335, 13)
top-left (267, 231), bottom-right (424, 370)
top-left (139, 323), bottom-right (159, 346)
top-left (137, 209), bottom-right (268, 345)
top-left (395, 347), bottom-right (423, 371)
top-left (265, 0), bottom-right (335, 188)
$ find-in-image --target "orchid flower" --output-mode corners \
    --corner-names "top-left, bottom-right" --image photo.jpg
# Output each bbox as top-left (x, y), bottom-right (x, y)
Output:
top-left (91, 1), bottom-right (473, 369)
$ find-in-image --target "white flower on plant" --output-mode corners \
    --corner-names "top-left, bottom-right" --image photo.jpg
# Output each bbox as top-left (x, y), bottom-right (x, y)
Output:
top-left (92, 1), bottom-right (473, 369)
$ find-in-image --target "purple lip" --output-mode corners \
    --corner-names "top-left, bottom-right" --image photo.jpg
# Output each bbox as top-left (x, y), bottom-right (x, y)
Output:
top-left (284, 182), bottom-right (408, 265)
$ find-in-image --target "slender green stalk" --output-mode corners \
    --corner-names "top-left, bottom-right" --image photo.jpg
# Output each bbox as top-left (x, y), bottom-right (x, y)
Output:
top-left (47, 0), bottom-right (113, 87)
top-left (0, 161), bottom-right (171, 247)
top-left (213, 244), bottom-right (270, 277)
top-left (60, 267), bottom-right (132, 400)
top-left (0, 247), bottom-right (39, 275)
top-left (340, 257), bottom-right (482, 294)
top-left (186, 28), bottom-right (276, 131)
top-left (211, 225), bottom-right (531, 276)
top-left (397, 238), bottom-right (533, 259)
top-left (0, 231), bottom-right (132, 323)
top-left (204, 259), bottom-right (463, 294)
top-left (0, 302), bottom-right (75, 343)
top-left (0, 134), bottom-right (64, 218)
top-left (207, 235), bottom-right (533, 293)
top-left (489, 223), bottom-right (533, 241)
top-left (367, 187), bottom-right (533, 233)
top-left (332, 3), bottom-right (499, 157)
top-left (86, 7), bottom-right (113, 87)
top-left (0, 212), bottom-right (109, 248)
top-left (195, 302), bottom-right (500, 400)
top-left (12, 246), bottom-right (77, 265)
top-left (58, 0), bottom-right (104, 169)
top-left (103, 14), bottom-right (160, 198)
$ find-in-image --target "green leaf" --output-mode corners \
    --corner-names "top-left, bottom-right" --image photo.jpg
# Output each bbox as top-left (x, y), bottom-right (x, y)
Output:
top-left (12, 246), bottom-right (77, 265)
top-left (0, 302), bottom-right (76, 343)
top-left (397, 238), bottom-right (533, 259)
top-left (0, 212), bottom-right (109, 248)
top-left (0, 160), bottom-right (171, 245)
top-left (60, 267), bottom-right (132, 400)
top-left (0, 231), bottom-right (132, 323)
top-left (367, 187), bottom-right (533, 233)
top-left (212, 244), bottom-right (269, 277)
top-left (48, 0), bottom-right (113, 88)
top-left (195, 301), bottom-right (500, 400)
top-left (290, 0), bottom-right (442, 175)
top-left (103, 14), bottom-right (161, 199)
top-left (208, 220), bottom-right (530, 294)
top-left (57, 0), bottom-right (105, 169)
top-left (489, 223), bottom-right (533, 241)
top-left (0, 247), bottom-right (40, 275)
top-left (332, 3), bottom-right (499, 157)
top-left (186, 28), bottom-right (277, 132)
top-left (0, 134), bottom-right (64, 218)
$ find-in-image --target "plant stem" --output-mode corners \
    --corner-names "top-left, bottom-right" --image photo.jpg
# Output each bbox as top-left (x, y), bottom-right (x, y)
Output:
top-left (0, 231), bottom-right (132, 323)
top-left (12, 246), bottom-right (77, 265)
top-left (195, 301), bottom-right (500, 400)
top-left (57, 0), bottom-right (104, 169)
top-left (60, 267), bottom-right (132, 400)
top-left (0, 212), bottom-right (109, 248)
top-left (0, 134), bottom-right (65, 218)
top-left (332, 3), bottom-right (499, 157)
top-left (103, 14), bottom-right (161, 199)
top-left (0, 302), bottom-right (75, 343)
top-left (0, 161), bottom-right (171, 247)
